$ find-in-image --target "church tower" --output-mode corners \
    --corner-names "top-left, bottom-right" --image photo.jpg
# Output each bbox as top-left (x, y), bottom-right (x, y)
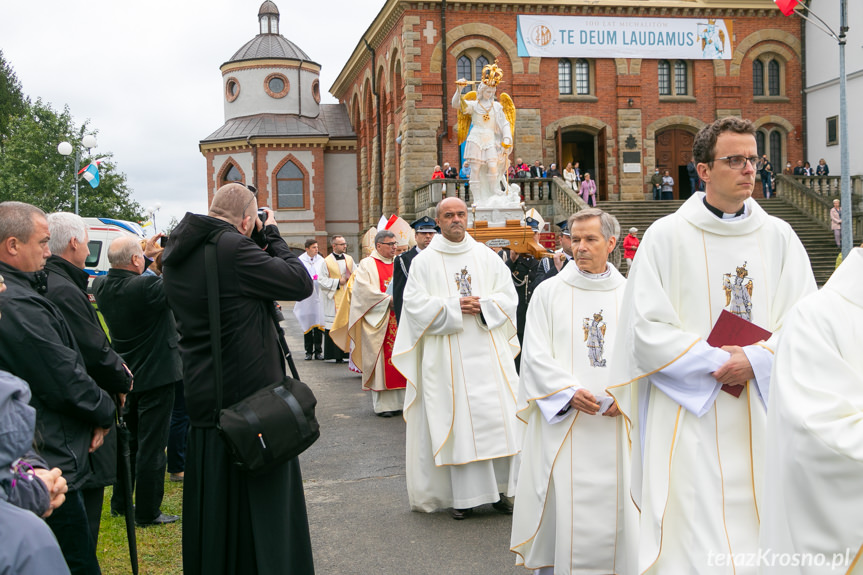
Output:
top-left (200, 1), bottom-right (359, 253)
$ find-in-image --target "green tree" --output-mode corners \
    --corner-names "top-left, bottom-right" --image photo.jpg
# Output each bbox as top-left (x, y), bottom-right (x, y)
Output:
top-left (0, 50), bottom-right (27, 152)
top-left (0, 98), bottom-right (143, 220)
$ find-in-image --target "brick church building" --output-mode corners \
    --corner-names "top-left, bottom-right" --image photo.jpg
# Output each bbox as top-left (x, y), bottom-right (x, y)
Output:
top-left (330, 0), bottom-right (803, 229)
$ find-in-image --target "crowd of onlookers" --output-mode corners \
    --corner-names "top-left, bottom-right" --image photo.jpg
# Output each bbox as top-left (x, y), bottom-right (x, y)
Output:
top-left (431, 158), bottom-right (598, 205)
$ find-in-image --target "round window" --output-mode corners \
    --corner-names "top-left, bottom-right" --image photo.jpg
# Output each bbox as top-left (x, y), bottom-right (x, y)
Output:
top-left (264, 73), bottom-right (290, 99)
top-left (268, 77), bottom-right (284, 93)
top-left (312, 80), bottom-right (321, 104)
top-left (225, 77), bottom-right (240, 102)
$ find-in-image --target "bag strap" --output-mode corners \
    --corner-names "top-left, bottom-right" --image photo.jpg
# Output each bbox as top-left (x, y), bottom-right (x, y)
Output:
top-left (205, 229), bottom-right (228, 415)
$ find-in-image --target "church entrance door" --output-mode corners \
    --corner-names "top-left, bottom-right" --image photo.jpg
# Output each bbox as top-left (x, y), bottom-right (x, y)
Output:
top-left (559, 128), bottom-right (606, 201)
top-left (655, 128), bottom-right (696, 200)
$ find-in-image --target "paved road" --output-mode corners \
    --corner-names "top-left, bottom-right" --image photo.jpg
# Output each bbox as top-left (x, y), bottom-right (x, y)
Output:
top-left (280, 302), bottom-right (523, 575)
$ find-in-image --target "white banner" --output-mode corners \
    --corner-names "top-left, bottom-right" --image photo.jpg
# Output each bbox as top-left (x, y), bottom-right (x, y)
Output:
top-left (517, 15), bottom-right (733, 60)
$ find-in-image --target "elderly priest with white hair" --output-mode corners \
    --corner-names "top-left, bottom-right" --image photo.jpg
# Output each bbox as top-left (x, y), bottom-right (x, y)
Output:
top-left (510, 207), bottom-right (635, 575)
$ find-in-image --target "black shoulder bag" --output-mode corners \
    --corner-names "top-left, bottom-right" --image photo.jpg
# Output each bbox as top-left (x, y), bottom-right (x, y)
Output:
top-left (205, 231), bottom-right (320, 475)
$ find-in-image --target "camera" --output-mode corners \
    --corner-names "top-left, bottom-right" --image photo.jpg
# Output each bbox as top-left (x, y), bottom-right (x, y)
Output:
top-left (258, 207), bottom-right (269, 225)
top-left (159, 235), bottom-right (169, 248)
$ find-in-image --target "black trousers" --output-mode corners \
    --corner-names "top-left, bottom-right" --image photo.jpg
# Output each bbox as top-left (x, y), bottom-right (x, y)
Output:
top-left (323, 329), bottom-right (346, 361)
top-left (46, 488), bottom-right (101, 575)
top-left (111, 382), bottom-right (174, 523)
top-left (167, 380), bottom-right (190, 474)
top-left (304, 328), bottom-right (323, 355)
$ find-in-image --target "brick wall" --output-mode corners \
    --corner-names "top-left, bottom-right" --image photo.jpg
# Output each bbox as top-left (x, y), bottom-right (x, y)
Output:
top-left (334, 3), bottom-right (803, 216)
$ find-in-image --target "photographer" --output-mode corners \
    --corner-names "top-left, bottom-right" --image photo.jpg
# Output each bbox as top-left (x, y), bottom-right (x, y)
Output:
top-left (162, 183), bottom-right (314, 575)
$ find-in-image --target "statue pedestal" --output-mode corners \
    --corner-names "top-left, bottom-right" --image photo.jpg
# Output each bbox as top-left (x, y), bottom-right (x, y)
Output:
top-left (467, 219), bottom-right (550, 258)
top-left (468, 205), bottom-right (524, 227)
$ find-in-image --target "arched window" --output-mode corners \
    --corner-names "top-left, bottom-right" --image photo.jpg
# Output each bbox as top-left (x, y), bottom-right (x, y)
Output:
top-left (753, 53), bottom-right (786, 99)
top-left (455, 50), bottom-right (493, 94)
top-left (768, 59), bottom-right (781, 96)
top-left (674, 60), bottom-right (688, 95)
top-left (222, 164), bottom-right (243, 186)
top-left (753, 60), bottom-right (764, 96)
top-left (457, 56), bottom-right (471, 83)
top-left (756, 131), bottom-right (766, 158)
top-left (558, 59), bottom-right (572, 95)
top-left (658, 60), bottom-right (671, 96)
top-left (769, 131), bottom-right (783, 172)
top-left (575, 59), bottom-right (590, 95)
top-left (276, 160), bottom-right (304, 209)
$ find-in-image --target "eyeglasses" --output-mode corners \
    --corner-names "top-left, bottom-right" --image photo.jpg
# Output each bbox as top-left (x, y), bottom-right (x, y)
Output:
top-left (379, 242), bottom-right (397, 247)
top-left (712, 155), bottom-right (764, 171)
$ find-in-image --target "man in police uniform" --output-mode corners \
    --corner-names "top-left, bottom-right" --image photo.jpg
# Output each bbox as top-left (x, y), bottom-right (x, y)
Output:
top-left (538, 219), bottom-right (573, 283)
top-left (507, 217), bottom-right (548, 372)
top-left (392, 216), bottom-right (438, 323)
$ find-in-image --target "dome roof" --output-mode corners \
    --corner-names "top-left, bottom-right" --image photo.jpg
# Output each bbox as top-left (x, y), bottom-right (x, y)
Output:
top-left (258, 1), bottom-right (279, 16)
top-left (227, 34), bottom-right (313, 63)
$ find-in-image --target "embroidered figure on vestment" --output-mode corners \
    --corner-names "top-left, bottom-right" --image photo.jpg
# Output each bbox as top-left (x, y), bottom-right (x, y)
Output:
top-left (583, 310), bottom-right (608, 368)
top-left (723, 262), bottom-right (754, 321)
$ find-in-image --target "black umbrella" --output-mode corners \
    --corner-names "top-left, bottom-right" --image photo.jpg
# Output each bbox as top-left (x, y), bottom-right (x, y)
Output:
top-left (115, 396), bottom-right (138, 574)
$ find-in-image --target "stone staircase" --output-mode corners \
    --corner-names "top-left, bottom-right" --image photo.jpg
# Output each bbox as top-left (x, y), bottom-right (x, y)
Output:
top-left (597, 198), bottom-right (838, 285)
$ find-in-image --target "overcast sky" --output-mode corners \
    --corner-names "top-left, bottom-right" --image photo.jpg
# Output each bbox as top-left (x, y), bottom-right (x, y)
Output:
top-left (1, 0), bottom-right (384, 232)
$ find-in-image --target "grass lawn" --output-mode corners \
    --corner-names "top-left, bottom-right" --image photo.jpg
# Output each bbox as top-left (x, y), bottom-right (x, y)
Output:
top-left (96, 478), bottom-right (183, 574)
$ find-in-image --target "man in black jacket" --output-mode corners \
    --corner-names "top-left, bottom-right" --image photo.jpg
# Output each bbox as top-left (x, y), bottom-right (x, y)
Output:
top-left (391, 215), bottom-right (438, 323)
top-left (45, 212), bottom-right (133, 543)
top-left (94, 234), bottom-right (181, 526)
top-left (162, 183), bottom-right (315, 574)
top-left (0, 201), bottom-right (115, 575)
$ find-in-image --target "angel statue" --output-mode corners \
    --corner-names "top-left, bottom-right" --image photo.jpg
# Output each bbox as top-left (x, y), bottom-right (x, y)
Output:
top-left (452, 61), bottom-right (517, 207)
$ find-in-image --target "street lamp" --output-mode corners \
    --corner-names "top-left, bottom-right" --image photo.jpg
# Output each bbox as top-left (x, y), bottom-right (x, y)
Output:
top-left (57, 134), bottom-right (97, 215)
top-left (146, 203), bottom-right (162, 235)
top-left (775, 0), bottom-right (852, 256)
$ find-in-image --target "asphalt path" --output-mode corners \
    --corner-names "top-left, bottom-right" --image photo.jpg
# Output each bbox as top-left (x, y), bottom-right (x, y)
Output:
top-left (280, 302), bottom-right (524, 575)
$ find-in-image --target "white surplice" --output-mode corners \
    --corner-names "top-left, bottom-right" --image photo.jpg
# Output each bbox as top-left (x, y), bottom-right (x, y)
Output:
top-left (316, 253), bottom-right (354, 329)
top-left (293, 252), bottom-right (325, 333)
top-left (760, 248), bottom-right (863, 575)
top-left (607, 193), bottom-right (816, 575)
top-left (511, 262), bottom-right (636, 575)
top-left (392, 233), bottom-right (522, 512)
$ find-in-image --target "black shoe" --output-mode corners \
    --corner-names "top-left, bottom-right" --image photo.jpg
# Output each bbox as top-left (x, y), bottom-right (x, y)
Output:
top-left (110, 508), bottom-right (125, 518)
top-left (304, 353), bottom-right (313, 361)
top-left (492, 496), bottom-right (514, 515)
top-left (450, 508), bottom-right (473, 520)
top-left (314, 353), bottom-right (324, 360)
top-left (334, 358), bottom-right (344, 364)
top-left (377, 411), bottom-right (394, 418)
top-left (136, 513), bottom-right (180, 527)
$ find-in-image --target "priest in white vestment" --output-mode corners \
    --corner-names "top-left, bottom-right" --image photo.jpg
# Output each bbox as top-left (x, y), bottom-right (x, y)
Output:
top-left (316, 235), bottom-right (354, 362)
top-left (392, 197), bottom-right (522, 519)
top-left (511, 208), bottom-right (636, 575)
top-left (607, 118), bottom-right (816, 575)
top-left (293, 238), bottom-right (326, 360)
top-left (759, 247), bottom-right (863, 575)
top-left (338, 230), bottom-right (406, 416)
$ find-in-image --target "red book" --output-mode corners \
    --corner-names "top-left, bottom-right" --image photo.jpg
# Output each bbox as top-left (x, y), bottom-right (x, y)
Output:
top-left (706, 310), bottom-right (773, 398)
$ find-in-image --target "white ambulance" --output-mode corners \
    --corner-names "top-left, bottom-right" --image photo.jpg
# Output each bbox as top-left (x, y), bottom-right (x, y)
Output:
top-left (83, 217), bottom-right (146, 285)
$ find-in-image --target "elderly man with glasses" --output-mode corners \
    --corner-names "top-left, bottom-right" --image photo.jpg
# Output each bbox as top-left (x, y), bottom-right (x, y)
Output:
top-left (608, 117), bottom-right (816, 575)
top-left (332, 229), bottom-right (406, 417)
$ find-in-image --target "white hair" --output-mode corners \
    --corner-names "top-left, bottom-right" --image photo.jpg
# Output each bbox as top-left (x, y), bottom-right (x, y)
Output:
top-left (107, 236), bottom-right (142, 268)
top-left (47, 212), bottom-right (87, 255)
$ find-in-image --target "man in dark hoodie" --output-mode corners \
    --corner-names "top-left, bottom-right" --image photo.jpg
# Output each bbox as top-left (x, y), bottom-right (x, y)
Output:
top-left (44, 212), bottom-right (133, 543)
top-left (162, 183), bottom-right (315, 575)
top-left (0, 201), bottom-right (115, 575)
